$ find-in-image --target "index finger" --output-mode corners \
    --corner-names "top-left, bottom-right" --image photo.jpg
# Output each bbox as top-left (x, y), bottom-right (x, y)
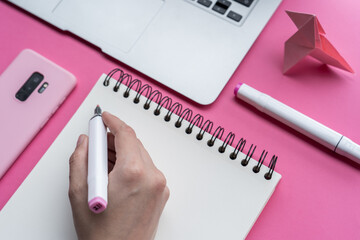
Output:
top-left (102, 111), bottom-right (143, 166)
top-left (102, 111), bottom-right (129, 136)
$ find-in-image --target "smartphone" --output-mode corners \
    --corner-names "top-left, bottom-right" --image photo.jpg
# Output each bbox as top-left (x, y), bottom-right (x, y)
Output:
top-left (0, 49), bottom-right (76, 179)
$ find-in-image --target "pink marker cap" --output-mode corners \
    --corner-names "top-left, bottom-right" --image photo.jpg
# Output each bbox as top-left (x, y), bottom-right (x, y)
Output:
top-left (88, 197), bottom-right (107, 213)
top-left (234, 83), bottom-right (243, 96)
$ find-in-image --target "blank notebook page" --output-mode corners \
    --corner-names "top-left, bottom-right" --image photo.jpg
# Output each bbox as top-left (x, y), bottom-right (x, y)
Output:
top-left (0, 74), bottom-right (281, 239)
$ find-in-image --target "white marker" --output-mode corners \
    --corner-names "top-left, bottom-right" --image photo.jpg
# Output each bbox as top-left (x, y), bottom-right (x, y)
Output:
top-left (88, 105), bottom-right (108, 213)
top-left (234, 83), bottom-right (360, 165)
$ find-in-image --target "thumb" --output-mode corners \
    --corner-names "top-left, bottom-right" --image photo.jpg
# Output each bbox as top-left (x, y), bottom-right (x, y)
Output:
top-left (69, 134), bottom-right (88, 203)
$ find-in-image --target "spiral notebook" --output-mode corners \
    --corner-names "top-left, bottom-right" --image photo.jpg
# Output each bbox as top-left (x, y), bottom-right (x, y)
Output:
top-left (0, 70), bottom-right (281, 239)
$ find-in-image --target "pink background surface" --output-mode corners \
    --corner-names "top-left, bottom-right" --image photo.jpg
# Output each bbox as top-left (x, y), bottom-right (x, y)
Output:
top-left (1, 0), bottom-right (359, 239)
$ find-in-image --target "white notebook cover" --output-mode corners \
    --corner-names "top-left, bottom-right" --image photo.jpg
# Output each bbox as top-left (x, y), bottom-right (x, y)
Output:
top-left (0, 74), bottom-right (281, 239)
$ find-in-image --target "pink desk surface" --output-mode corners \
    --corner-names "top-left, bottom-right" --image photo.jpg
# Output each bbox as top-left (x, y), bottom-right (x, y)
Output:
top-left (1, 0), bottom-right (359, 239)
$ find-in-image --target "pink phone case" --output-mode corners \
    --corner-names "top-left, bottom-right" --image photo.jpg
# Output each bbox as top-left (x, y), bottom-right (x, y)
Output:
top-left (0, 49), bottom-right (76, 178)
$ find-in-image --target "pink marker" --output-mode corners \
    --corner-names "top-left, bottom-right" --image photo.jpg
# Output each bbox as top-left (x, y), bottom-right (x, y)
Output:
top-left (234, 83), bottom-right (360, 165)
top-left (88, 105), bottom-right (108, 213)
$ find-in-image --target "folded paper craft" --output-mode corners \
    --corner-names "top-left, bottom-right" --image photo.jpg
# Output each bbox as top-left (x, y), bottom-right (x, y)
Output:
top-left (283, 11), bottom-right (354, 74)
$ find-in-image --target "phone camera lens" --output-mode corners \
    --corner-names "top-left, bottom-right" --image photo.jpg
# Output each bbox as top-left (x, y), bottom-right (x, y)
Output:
top-left (31, 72), bottom-right (44, 84)
top-left (15, 72), bottom-right (44, 102)
top-left (16, 91), bottom-right (27, 101)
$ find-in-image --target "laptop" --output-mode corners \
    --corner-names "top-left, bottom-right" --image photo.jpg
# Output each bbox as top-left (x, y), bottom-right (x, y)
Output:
top-left (6, 0), bottom-right (282, 105)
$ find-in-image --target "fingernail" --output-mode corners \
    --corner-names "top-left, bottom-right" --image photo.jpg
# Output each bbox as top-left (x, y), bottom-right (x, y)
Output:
top-left (77, 135), bottom-right (84, 147)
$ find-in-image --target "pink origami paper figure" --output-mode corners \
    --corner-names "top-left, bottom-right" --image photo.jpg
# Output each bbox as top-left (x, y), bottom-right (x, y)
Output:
top-left (283, 11), bottom-right (354, 73)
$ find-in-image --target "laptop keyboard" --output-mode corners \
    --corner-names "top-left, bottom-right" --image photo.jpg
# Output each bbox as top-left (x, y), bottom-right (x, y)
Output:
top-left (187, 0), bottom-right (257, 26)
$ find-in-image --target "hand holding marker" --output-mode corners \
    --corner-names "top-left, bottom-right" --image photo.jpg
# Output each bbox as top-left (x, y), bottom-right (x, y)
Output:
top-left (69, 111), bottom-right (169, 239)
top-left (234, 83), bottom-right (360, 165)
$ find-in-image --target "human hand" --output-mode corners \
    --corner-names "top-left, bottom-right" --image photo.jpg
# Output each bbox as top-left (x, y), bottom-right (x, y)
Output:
top-left (68, 111), bottom-right (169, 240)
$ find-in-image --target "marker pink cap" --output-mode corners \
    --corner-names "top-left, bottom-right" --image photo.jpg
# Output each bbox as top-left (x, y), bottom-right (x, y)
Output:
top-left (234, 83), bottom-right (243, 96)
top-left (88, 197), bottom-right (107, 213)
